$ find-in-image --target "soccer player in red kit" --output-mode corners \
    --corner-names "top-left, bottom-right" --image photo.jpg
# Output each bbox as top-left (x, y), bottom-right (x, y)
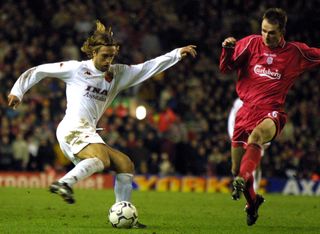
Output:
top-left (219, 8), bottom-right (320, 226)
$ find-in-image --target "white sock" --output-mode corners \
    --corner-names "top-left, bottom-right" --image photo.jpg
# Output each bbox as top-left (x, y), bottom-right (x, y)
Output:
top-left (253, 169), bottom-right (262, 192)
top-left (59, 158), bottom-right (104, 187)
top-left (114, 173), bottom-right (133, 202)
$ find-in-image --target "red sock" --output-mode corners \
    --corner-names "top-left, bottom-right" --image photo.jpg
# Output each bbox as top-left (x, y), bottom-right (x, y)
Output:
top-left (243, 174), bottom-right (256, 206)
top-left (239, 143), bottom-right (262, 181)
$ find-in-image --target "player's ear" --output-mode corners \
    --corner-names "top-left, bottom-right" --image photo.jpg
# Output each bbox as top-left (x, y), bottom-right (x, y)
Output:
top-left (116, 45), bottom-right (120, 54)
top-left (92, 50), bottom-right (97, 58)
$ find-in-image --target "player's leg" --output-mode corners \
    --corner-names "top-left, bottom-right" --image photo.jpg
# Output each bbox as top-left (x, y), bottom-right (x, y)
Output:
top-left (253, 144), bottom-right (269, 191)
top-left (243, 164), bottom-right (261, 215)
top-left (50, 143), bottom-right (109, 203)
top-left (237, 118), bottom-right (275, 225)
top-left (103, 144), bottom-right (135, 202)
top-left (231, 146), bottom-right (245, 176)
top-left (76, 143), bottom-right (137, 203)
top-left (104, 144), bottom-right (146, 228)
top-left (231, 146), bottom-right (245, 200)
top-left (239, 118), bottom-right (275, 183)
top-left (62, 143), bottom-right (107, 184)
top-left (253, 164), bottom-right (262, 192)
top-left (231, 144), bottom-right (260, 204)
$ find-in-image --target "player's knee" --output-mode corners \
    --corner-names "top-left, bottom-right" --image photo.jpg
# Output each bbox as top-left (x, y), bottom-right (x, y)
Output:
top-left (124, 160), bottom-right (135, 174)
top-left (248, 129), bottom-right (263, 144)
top-left (249, 127), bottom-right (275, 145)
top-left (129, 160), bottom-right (135, 173)
top-left (126, 158), bottom-right (135, 173)
top-left (118, 156), bottom-right (134, 174)
top-left (96, 155), bottom-right (111, 168)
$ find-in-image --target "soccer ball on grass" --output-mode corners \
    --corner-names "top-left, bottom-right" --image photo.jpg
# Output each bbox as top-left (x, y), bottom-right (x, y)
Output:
top-left (108, 201), bottom-right (138, 228)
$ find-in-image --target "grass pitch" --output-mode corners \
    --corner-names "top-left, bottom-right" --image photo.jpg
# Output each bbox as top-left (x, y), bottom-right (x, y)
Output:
top-left (0, 187), bottom-right (319, 234)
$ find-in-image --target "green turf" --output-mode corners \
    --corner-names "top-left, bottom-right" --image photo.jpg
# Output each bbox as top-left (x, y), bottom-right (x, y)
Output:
top-left (0, 187), bottom-right (319, 234)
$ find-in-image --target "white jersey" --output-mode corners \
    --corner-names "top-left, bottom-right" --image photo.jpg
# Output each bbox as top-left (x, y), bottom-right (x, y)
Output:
top-left (227, 98), bottom-right (243, 139)
top-left (10, 48), bottom-right (182, 164)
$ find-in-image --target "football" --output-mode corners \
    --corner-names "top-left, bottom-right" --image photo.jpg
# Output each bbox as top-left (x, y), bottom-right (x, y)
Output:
top-left (108, 201), bottom-right (138, 228)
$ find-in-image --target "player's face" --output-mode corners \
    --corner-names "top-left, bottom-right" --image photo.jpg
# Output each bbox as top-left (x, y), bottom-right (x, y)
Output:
top-left (93, 45), bottom-right (119, 72)
top-left (261, 19), bottom-right (283, 49)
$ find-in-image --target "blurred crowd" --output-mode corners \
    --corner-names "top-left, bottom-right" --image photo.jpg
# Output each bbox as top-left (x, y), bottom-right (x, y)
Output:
top-left (0, 0), bottom-right (319, 179)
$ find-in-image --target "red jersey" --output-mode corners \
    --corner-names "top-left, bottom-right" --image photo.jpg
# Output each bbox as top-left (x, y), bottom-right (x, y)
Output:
top-left (220, 35), bottom-right (320, 110)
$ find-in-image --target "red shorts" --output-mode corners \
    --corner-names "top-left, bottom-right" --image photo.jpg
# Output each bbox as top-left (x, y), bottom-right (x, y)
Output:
top-left (232, 104), bottom-right (287, 147)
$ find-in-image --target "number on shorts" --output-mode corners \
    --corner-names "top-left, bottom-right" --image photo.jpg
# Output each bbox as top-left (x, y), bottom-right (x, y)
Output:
top-left (268, 111), bottom-right (278, 118)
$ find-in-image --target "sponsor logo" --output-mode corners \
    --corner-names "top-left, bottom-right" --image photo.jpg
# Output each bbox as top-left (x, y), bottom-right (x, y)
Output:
top-left (83, 85), bottom-right (108, 101)
top-left (263, 53), bottom-right (276, 57)
top-left (253, 65), bottom-right (282, 80)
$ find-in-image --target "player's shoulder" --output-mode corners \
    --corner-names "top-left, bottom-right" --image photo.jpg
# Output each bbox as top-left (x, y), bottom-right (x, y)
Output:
top-left (286, 41), bottom-right (314, 57)
top-left (110, 63), bottom-right (133, 75)
top-left (239, 34), bottom-right (261, 44)
top-left (57, 60), bottom-right (83, 71)
top-left (111, 63), bottom-right (127, 69)
top-left (236, 35), bottom-right (261, 51)
top-left (243, 34), bottom-right (261, 40)
top-left (80, 59), bottom-right (93, 68)
top-left (287, 41), bottom-right (309, 51)
top-left (80, 60), bottom-right (106, 74)
top-left (65, 60), bottom-right (82, 66)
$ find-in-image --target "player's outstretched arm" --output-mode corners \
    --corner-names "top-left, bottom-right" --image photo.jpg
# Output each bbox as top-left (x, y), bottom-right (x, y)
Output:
top-left (180, 45), bottom-right (197, 58)
top-left (8, 94), bottom-right (21, 109)
top-left (116, 46), bottom-right (197, 90)
top-left (219, 37), bottom-right (237, 73)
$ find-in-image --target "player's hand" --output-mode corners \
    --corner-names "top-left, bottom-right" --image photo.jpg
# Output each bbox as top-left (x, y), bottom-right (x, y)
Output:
top-left (8, 94), bottom-right (21, 109)
top-left (222, 37), bottom-right (236, 48)
top-left (180, 45), bottom-right (197, 58)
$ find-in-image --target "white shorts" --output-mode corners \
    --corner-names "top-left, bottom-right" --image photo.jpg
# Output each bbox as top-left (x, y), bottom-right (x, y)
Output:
top-left (56, 119), bottom-right (105, 165)
top-left (228, 98), bottom-right (243, 139)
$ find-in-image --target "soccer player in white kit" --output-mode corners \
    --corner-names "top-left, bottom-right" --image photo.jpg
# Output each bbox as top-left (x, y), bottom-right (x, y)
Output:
top-left (228, 98), bottom-right (270, 192)
top-left (8, 20), bottom-right (197, 228)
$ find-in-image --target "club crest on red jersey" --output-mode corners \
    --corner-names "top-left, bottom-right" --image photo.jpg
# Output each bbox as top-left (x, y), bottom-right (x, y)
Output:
top-left (266, 57), bottom-right (273, 64)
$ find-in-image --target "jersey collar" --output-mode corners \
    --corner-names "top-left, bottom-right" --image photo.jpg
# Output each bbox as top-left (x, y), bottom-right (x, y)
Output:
top-left (88, 59), bottom-right (104, 74)
top-left (278, 37), bottom-right (286, 48)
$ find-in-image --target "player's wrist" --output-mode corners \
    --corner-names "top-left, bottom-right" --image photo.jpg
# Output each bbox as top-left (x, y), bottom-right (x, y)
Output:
top-left (222, 43), bottom-right (235, 49)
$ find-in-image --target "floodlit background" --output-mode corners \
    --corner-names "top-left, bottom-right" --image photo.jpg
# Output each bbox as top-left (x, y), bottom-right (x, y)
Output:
top-left (1, 1), bottom-right (320, 233)
top-left (0, 0), bottom-right (319, 187)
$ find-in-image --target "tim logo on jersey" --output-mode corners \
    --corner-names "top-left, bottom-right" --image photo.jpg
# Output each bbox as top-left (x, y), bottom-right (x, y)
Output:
top-left (253, 64), bottom-right (282, 80)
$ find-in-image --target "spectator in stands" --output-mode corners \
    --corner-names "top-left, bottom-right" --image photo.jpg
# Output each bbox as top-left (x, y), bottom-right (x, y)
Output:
top-left (12, 133), bottom-right (29, 170)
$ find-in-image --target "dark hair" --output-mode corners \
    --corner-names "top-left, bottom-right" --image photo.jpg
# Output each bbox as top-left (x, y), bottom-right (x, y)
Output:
top-left (81, 20), bottom-right (118, 58)
top-left (263, 8), bottom-right (287, 34)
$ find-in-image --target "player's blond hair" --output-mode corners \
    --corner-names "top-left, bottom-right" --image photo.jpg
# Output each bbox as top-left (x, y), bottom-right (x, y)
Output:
top-left (81, 20), bottom-right (118, 58)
